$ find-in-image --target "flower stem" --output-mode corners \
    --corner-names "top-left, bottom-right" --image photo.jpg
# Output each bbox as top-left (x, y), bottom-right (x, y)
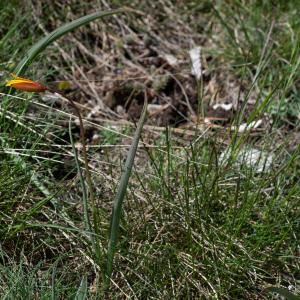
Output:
top-left (48, 89), bottom-right (98, 221)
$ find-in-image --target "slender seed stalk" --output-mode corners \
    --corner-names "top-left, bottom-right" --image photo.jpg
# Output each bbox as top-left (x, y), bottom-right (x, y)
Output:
top-left (52, 88), bottom-right (104, 268)
top-left (47, 88), bottom-right (103, 266)
top-left (48, 88), bottom-right (95, 206)
top-left (56, 90), bottom-right (93, 203)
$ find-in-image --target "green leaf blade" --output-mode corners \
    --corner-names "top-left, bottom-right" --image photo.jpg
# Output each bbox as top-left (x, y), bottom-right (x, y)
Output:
top-left (14, 9), bottom-right (124, 75)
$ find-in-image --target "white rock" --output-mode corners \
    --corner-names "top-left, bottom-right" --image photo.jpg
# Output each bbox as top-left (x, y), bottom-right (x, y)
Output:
top-left (164, 54), bottom-right (178, 67)
top-left (189, 47), bottom-right (202, 80)
top-left (213, 103), bottom-right (233, 111)
top-left (231, 119), bottom-right (263, 133)
top-left (219, 147), bottom-right (273, 173)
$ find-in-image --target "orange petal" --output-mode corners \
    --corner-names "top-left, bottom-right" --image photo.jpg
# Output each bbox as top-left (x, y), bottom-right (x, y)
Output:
top-left (6, 76), bottom-right (47, 93)
top-left (10, 73), bottom-right (34, 82)
top-left (6, 80), bottom-right (47, 92)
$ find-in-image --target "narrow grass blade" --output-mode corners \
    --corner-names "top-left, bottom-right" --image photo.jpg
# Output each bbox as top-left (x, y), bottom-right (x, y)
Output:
top-left (51, 259), bottom-right (59, 300)
top-left (106, 100), bottom-right (148, 283)
top-left (69, 120), bottom-right (91, 234)
top-left (74, 275), bottom-right (88, 300)
top-left (0, 132), bottom-right (51, 197)
top-left (14, 9), bottom-right (124, 75)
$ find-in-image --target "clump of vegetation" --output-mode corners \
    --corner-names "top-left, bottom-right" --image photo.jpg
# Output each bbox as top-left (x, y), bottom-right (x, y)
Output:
top-left (0, 1), bottom-right (299, 299)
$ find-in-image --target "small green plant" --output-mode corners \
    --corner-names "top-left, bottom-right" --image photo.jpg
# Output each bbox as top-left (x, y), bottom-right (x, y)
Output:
top-left (101, 125), bottom-right (122, 145)
top-left (4, 7), bottom-right (148, 295)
